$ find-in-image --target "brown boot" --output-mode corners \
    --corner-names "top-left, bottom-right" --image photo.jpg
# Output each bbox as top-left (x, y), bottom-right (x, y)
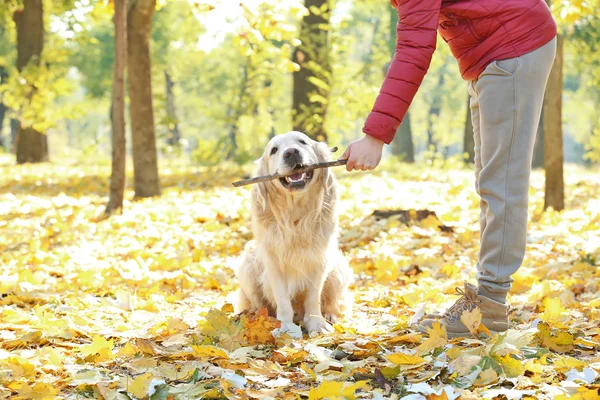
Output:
top-left (417, 283), bottom-right (509, 338)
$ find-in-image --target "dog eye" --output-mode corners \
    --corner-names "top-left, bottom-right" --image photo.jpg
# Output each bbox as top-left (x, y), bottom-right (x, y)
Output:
top-left (299, 140), bottom-right (307, 145)
top-left (270, 147), bottom-right (278, 155)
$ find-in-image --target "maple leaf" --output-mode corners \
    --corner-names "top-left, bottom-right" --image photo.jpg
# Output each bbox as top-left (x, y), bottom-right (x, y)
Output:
top-left (5, 356), bottom-right (36, 378)
top-left (191, 344), bottom-right (229, 359)
top-left (460, 307), bottom-right (482, 336)
top-left (241, 307), bottom-right (281, 345)
top-left (308, 380), bottom-right (370, 400)
top-left (199, 308), bottom-right (244, 348)
top-left (540, 297), bottom-right (569, 324)
top-left (14, 383), bottom-right (59, 400)
top-left (386, 352), bottom-right (427, 365)
top-left (417, 320), bottom-right (448, 355)
top-left (535, 322), bottom-right (574, 353)
top-left (492, 355), bottom-right (525, 378)
top-left (2, 330), bottom-right (43, 350)
top-left (78, 335), bottom-right (114, 361)
top-left (127, 372), bottom-right (165, 399)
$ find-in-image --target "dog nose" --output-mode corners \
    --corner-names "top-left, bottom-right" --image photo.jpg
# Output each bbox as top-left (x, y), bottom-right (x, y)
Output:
top-left (283, 148), bottom-right (300, 159)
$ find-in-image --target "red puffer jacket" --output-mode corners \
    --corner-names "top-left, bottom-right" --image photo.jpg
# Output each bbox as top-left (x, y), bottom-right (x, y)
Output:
top-left (363, 0), bottom-right (557, 144)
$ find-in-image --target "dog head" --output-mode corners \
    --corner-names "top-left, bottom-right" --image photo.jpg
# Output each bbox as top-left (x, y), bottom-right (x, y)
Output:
top-left (256, 131), bottom-right (332, 194)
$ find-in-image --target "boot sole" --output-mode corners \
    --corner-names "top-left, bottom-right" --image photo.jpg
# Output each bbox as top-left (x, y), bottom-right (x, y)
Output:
top-left (416, 324), bottom-right (508, 338)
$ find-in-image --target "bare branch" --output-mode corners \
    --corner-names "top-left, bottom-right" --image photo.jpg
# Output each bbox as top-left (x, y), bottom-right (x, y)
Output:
top-left (232, 159), bottom-right (347, 187)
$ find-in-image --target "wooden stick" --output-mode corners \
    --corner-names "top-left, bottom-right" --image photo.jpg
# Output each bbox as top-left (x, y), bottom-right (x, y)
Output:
top-left (232, 159), bottom-right (348, 187)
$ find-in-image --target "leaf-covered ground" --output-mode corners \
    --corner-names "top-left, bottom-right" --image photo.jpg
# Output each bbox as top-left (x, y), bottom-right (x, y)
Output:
top-left (1, 160), bottom-right (599, 400)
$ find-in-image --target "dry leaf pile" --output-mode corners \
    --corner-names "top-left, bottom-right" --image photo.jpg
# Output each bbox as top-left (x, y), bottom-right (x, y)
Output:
top-left (1, 162), bottom-right (599, 399)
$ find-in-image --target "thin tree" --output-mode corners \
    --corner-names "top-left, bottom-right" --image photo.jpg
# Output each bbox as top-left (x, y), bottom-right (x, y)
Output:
top-left (13, 0), bottom-right (48, 163)
top-left (532, 108), bottom-right (544, 168)
top-left (106, 0), bottom-right (128, 215)
top-left (128, 0), bottom-right (161, 197)
top-left (388, 5), bottom-right (414, 162)
top-left (543, 31), bottom-right (564, 210)
top-left (164, 70), bottom-right (181, 147)
top-left (463, 95), bottom-right (475, 164)
top-left (292, 0), bottom-right (333, 142)
top-left (0, 67), bottom-right (7, 150)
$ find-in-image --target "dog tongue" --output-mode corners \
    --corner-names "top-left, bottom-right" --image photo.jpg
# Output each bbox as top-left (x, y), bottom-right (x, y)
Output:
top-left (289, 173), bottom-right (303, 181)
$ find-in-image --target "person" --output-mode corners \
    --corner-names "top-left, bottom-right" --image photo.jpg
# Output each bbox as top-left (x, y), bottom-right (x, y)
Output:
top-left (339, 0), bottom-right (557, 337)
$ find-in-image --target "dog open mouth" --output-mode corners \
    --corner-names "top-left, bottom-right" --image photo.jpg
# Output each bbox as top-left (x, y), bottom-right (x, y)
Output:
top-left (279, 167), bottom-right (314, 191)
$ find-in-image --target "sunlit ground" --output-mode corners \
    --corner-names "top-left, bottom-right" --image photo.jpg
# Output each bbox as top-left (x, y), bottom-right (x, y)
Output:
top-left (1, 157), bottom-right (599, 399)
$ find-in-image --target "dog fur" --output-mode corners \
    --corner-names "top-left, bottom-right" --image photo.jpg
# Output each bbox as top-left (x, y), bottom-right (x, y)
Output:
top-left (235, 131), bottom-right (353, 334)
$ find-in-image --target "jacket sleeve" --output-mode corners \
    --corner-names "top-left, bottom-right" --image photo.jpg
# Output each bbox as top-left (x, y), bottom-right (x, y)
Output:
top-left (363, 0), bottom-right (442, 144)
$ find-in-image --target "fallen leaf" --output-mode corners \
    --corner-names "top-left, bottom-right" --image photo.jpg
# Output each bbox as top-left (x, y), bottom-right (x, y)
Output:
top-left (386, 352), bottom-right (427, 365)
top-left (418, 321), bottom-right (448, 355)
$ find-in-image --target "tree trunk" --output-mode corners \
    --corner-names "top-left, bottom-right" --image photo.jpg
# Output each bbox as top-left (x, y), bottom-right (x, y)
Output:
top-left (0, 103), bottom-right (6, 150)
top-left (226, 62), bottom-right (250, 160)
top-left (292, 0), bottom-right (332, 142)
top-left (106, 0), bottom-right (128, 215)
top-left (391, 114), bottom-right (414, 162)
top-left (13, 0), bottom-right (48, 164)
top-left (532, 107), bottom-right (544, 168)
top-left (463, 95), bottom-right (475, 164)
top-left (128, 0), bottom-right (160, 198)
top-left (426, 62), bottom-right (447, 156)
top-left (164, 70), bottom-right (181, 147)
top-left (543, 33), bottom-right (564, 211)
top-left (0, 67), bottom-right (7, 150)
top-left (387, 6), bottom-right (414, 162)
top-left (10, 119), bottom-right (19, 149)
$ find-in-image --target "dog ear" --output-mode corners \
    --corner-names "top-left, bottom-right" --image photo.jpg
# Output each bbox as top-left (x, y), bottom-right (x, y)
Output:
top-left (252, 156), bottom-right (268, 212)
top-left (312, 141), bottom-right (335, 194)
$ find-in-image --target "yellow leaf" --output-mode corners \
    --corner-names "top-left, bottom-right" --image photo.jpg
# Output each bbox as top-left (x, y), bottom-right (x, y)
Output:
top-left (136, 338), bottom-right (161, 355)
top-left (2, 330), bottom-right (43, 350)
top-left (493, 355), bottom-right (524, 378)
top-left (127, 372), bottom-right (154, 399)
top-left (540, 297), bottom-right (568, 323)
top-left (388, 333), bottom-right (422, 344)
top-left (460, 307), bottom-right (482, 336)
top-left (309, 381), bottom-right (343, 400)
top-left (15, 383), bottom-right (59, 400)
top-left (79, 335), bottom-right (114, 361)
top-left (118, 341), bottom-right (138, 357)
top-left (308, 380), bottom-right (370, 400)
top-left (301, 363), bottom-right (317, 380)
top-left (473, 368), bottom-right (499, 387)
top-left (555, 386), bottom-right (600, 400)
top-left (341, 381), bottom-right (371, 399)
top-left (446, 346), bottom-right (462, 359)
top-left (536, 322), bottom-right (574, 353)
top-left (192, 345), bottom-right (229, 359)
top-left (386, 352), bottom-right (427, 365)
top-left (417, 320), bottom-right (448, 355)
top-left (5, 356), bottom-right (35, 378)
top-left (553, 355), bottom-right (587, 372)
top-left (420, 214), bottom-right (442, 229)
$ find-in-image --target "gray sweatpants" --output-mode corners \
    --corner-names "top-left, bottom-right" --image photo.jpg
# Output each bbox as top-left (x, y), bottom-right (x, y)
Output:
top-left (468, 37), bottom-right (557, 303)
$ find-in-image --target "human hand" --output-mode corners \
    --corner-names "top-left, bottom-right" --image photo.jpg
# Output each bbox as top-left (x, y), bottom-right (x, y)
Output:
top-left (339, 135), bottom-right (384, 171)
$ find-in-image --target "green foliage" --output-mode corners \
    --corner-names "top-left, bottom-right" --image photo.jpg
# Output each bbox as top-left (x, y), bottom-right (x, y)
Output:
top-left (1, 42), bottom-right (77, 132)
top-left (69, 20), bottom-right (114, 98)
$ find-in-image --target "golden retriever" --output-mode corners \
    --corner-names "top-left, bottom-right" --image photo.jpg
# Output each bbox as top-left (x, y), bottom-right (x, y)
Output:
top-left (235, 131), bottom-right (353, 334)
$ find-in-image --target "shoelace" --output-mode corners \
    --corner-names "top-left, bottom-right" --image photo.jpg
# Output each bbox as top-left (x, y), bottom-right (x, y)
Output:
top-left (443, 286), bottom-right (482, 323)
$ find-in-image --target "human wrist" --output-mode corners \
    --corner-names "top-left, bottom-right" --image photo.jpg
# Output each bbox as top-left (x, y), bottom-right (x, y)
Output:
top-left (365, 134), bottom-right (385, 147)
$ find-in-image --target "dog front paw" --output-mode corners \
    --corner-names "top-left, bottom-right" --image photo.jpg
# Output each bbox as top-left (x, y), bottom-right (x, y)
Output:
top-left (305, 316), bottom-right (333, 335)
top-left (324, 313), bottom-right (338, 324)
